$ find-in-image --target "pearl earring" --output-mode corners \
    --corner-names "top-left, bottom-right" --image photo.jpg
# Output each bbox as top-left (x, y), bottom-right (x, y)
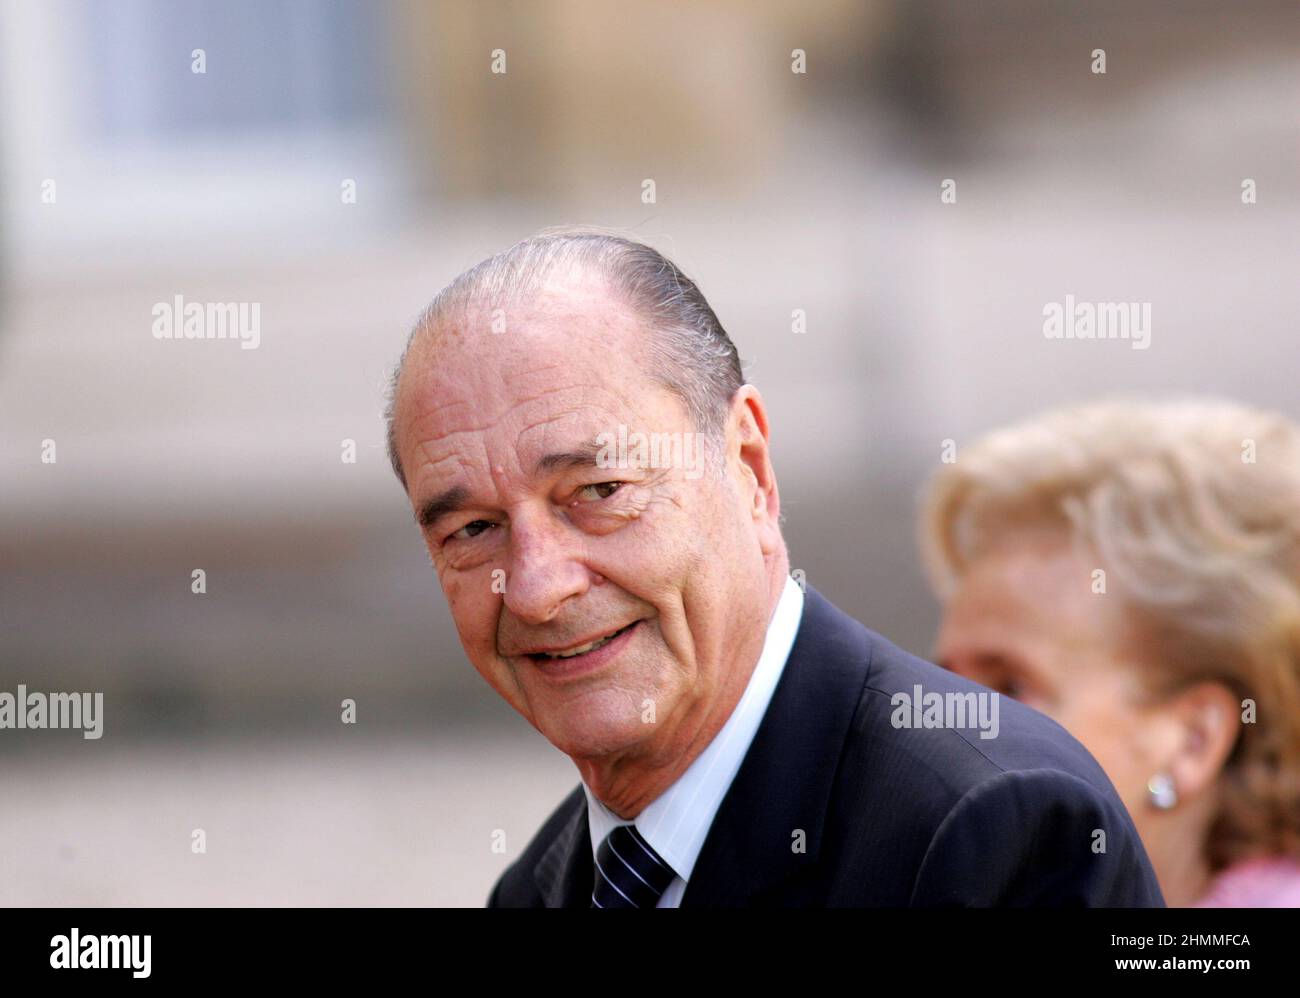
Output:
top-left (1147, 773), bottom-right (1178, 809)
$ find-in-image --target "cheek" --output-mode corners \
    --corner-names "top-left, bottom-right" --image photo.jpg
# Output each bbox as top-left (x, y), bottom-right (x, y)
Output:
top-left (442, 574), bottom-right (497, 653)
top-left (1053, 682), bottom-right (1148, 787)
top-left (610, 488), bottom-right (710, 582)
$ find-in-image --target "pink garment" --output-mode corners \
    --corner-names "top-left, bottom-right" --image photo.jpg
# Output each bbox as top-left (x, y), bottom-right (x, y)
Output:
top-left (1192, 855), bottom-right (1300, 907)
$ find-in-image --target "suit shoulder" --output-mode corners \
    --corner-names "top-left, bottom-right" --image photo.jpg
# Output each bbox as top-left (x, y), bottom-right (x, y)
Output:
top-left (851, 624), bottom-right (1121, 801)
top-left (805, 599), bottom-right (1161, 904)
top-left (910, 766), bottom-right (1165, 906)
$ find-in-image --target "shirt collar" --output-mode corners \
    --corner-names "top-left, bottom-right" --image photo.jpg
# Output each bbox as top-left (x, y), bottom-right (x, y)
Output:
top-left (582, 574), bottom-right (805, 881)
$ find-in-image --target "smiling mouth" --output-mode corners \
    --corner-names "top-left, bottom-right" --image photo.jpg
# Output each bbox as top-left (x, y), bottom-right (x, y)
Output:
top-left (526, 621), bottom-right (639, 661)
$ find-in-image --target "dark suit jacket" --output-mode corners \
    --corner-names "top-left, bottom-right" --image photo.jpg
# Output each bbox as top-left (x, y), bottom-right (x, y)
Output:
top-left (487, 584), bottom-right (1166, 907)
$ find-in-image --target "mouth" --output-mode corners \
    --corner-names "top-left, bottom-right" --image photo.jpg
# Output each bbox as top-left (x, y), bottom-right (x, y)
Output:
top-left (524, 620), bottom-right (640, 662)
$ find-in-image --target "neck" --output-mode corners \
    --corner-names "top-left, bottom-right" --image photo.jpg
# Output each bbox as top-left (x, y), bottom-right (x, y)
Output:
top-left (1145, 799), bottom-right (1216, 906)
top-left (1154, 845), bottom-right (1213, 907)
top-left (578, 553), bottom-right (790, 819)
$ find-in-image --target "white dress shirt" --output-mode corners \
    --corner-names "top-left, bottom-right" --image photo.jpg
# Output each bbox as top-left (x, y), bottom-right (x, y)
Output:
top-left (581, 574), bottom-right (806, 907)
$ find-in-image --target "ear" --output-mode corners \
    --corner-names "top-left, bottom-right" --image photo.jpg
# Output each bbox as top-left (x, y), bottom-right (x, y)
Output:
top-left (1162, 681), bottom-right (1242, 802)
top-left (728, 385), bottom-right (782, 553)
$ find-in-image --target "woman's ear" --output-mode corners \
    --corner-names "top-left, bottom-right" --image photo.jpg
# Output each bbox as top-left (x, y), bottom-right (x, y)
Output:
top-left (1164, 681), bottom-right (1242, 801)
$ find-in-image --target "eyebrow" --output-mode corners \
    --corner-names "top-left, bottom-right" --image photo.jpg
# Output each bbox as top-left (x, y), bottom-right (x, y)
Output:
top-left (533, 441), bottom-right (604, 475)
top-left (414, 443), bottom-right (606, 530)
top-left (416, 485), bottom-right (470, 529)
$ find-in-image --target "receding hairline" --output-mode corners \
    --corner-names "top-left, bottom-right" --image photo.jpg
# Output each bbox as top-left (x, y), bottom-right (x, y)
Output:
top-left (385, 232), bottom-right (744, 491)
top-left (405, 260), bottom-right (640, 355)
top-left (390, 263), bottom-right (682, 433)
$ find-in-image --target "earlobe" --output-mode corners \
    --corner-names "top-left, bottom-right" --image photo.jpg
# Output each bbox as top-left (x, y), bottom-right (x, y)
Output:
top-left (1147, 772), bottom-right (1178, 810)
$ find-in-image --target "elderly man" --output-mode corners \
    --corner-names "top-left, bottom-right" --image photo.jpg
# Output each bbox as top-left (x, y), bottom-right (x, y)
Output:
top-left (384, 229), bottom-right (1164, 908)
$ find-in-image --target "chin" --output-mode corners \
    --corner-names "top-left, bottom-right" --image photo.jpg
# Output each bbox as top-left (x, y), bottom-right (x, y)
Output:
top-left (539, 712), bottom-right (650, 760)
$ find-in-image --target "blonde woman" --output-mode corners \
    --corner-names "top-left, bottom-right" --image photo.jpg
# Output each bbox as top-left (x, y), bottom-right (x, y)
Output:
top-left (919, 399), bottom-right (1300, 907)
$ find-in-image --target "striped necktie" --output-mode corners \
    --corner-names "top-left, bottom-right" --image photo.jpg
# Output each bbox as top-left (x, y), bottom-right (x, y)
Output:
top-left (591, 823), bottom-right (676, 908)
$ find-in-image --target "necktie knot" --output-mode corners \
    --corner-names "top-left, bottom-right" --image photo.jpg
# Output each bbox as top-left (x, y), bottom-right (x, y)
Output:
top-left (591, 823), bottom-right (676, 908)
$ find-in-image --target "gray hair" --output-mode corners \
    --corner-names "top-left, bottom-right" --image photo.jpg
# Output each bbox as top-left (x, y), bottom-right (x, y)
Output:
top-left (383, 228), bottom-right (744, 490)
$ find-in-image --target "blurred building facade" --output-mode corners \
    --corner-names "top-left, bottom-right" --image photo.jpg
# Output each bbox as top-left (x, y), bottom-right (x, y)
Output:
top-left (0, 0), bottom-right (1296, 903)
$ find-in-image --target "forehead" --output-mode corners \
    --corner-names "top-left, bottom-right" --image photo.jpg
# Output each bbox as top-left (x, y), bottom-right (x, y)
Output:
top-left (395, 272), bottom-right (681, 484)
top-left (940, 537), bottom-right (1107, 654)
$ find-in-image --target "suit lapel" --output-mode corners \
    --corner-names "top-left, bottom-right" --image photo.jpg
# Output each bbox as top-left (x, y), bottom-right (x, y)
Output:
top-left (533, 785), bottom-right (593, 907)
top-left (680, 585), bottom-right (871, 906)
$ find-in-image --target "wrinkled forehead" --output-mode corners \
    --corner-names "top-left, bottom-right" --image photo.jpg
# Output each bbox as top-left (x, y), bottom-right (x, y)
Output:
top-left (394, 281), bottom-right (683, 481)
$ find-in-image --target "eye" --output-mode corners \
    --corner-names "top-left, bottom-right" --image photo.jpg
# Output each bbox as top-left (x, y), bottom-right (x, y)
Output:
top-left (995, 671), bottom-right (1048, 706)
top-left (575, 481), bottom-right (622, 502)
top-left (449, 519), bottom-right (495, 542)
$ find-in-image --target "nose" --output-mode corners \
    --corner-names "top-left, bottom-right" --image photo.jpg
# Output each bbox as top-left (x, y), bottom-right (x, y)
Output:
top-left (500, 506), bottom-right (591, 625)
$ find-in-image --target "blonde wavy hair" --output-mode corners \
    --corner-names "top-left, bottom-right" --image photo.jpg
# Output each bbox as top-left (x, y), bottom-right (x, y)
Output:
top-left (919, 398), bottom-right (1300, 873)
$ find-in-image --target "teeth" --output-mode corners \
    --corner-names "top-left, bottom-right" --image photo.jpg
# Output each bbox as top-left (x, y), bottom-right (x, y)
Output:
top-left (542, 624), bottom-right (629, 659)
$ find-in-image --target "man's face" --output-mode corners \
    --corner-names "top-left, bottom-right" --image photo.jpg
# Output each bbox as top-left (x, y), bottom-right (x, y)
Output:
top-left (392, 269), bottom-right (776, 764)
